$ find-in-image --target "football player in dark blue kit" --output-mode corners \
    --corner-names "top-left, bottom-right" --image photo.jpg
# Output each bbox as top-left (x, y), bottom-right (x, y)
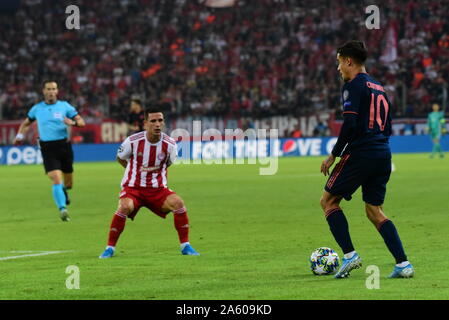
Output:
top-left (319, 41), bottom-right (414, 279)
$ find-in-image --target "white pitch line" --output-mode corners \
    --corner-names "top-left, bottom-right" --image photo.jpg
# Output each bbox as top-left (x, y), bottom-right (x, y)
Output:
top-left (0, 251), bottom-right (37, 253)
top-left (0, 251), bottom-right (71, 261)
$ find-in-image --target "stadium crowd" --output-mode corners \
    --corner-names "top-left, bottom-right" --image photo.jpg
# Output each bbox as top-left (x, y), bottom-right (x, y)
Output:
top-left (0, 0), bottom-right (448, 122)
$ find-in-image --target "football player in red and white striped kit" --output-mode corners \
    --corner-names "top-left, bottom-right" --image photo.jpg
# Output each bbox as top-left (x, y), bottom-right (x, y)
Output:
top-left (99, 108), bottom-right (199, 258)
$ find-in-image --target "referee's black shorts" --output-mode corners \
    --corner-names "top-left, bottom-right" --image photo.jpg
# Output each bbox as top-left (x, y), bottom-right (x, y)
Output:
top-left (39, 139), bottom-right (74, 174)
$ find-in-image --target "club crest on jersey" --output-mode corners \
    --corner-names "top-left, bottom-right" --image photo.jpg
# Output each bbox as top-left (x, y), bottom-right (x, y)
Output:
top-left (157, 153), bottom-right (166, 160)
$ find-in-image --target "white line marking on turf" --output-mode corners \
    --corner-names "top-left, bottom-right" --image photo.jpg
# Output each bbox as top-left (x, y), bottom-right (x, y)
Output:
top-left (0, 251), bottom-right (72, 261)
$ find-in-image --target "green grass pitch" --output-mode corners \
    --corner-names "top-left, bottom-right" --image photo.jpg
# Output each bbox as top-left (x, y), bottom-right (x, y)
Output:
top-left (1, 154), bottom-right (448, 300)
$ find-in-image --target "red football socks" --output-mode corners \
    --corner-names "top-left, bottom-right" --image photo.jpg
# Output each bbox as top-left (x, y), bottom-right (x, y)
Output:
top-left (107, 212), bottom-right (127, 247)
top-left (173, 207), bottom-right (189, 244)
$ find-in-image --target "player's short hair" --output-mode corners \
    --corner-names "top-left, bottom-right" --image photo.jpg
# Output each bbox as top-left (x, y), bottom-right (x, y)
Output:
top-left (42, 80), bottom-right (58, 88)
top-left (131, 99), bottom-right (142, 106)
top-left (144, 106), bottom-right (164, 119)
top-left (337, 41), bottom-right (368, 65)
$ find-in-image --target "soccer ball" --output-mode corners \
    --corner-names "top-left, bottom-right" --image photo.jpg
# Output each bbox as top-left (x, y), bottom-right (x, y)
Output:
top-left (310, 247), bottom-right (340, 275)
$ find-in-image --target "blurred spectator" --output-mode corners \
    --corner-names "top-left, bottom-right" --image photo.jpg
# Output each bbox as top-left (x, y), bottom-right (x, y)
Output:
top-left (313, 121), bottom-right (328, 137)
top-left (403, 120), bottom-right (416, 135)
top-left (127, 99), bottom-right (145, 135)
top-left (290, 125), bottom-right (302, 138)
top-left (0, 0), bottom-right (448, 122)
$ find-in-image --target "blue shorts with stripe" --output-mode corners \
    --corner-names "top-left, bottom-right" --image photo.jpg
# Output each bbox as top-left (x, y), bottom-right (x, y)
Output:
top-left (324, 153), bottom-right (392, 206)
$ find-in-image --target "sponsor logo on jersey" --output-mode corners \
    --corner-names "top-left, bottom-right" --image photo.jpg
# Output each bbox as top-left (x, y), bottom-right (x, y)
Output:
top-left (140, 165), bottom-right (160, 172)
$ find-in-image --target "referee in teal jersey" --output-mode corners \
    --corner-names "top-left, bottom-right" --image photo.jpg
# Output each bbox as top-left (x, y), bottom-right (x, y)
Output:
top-left (14, 81), bottom-right (86, 221)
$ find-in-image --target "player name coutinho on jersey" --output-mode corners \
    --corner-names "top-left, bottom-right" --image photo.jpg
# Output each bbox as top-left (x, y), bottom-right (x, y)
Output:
top-left (366, 81), bottom-right (385, 92)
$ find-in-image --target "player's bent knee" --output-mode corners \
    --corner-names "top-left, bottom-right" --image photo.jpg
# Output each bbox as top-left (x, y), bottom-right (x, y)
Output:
top-left (365, 204), bottom-right (387, 224)
top-left (319, 196), bottom-right (328, 210)
top-left (166, 195), bottom-right (185, 212)
top-left (319, 192), bottom-right (332, 210)
top-left (48, 171), bottom-right (63, 184)
top-left (320, 192), bottom-right (340, 212)
top-left (118, 199), bottom-right (134, 216)
top-left (171, 199), bottom-right (185, 211)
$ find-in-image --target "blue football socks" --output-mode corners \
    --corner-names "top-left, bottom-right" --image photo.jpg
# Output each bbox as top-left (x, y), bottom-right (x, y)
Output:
top-left (378, 220), bottom-right (407, 264)
top-left (52, 184), bottom-right (67, 210)
top-left (326, 209), bottom-right (355, 254)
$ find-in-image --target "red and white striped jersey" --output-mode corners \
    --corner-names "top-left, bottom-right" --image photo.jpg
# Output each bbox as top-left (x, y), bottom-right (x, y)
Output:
top-left (117, 131), bottom-right (177, 188)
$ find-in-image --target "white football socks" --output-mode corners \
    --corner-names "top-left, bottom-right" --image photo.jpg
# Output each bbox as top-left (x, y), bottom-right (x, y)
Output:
top-left (180, 242), bottom-right (190, 250)
top-left (396, 261), bottom-right (410, 268)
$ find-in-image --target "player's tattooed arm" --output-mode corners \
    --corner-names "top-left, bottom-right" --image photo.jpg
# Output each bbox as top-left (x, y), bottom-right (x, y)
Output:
top-left (167, 143), bottom-right (178, 167)
top-left (117, 156), bottom-right (128, 168)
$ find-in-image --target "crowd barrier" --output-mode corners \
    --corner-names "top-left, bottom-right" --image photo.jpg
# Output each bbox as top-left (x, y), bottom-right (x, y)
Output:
top-left (0, 135), bottom-right (447, 165)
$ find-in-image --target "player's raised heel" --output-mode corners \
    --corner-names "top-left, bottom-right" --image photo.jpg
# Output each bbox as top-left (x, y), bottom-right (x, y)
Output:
top-left (334, 253), bottom-right (362, 278)
top-left (388, 264), bottom-right (414, 278)
top-left (99, 247), bottom-right (115, 259)
top-left (59, 208), bottom-right (70, 222)
top-left (181, 244), bottom-right (200, 256)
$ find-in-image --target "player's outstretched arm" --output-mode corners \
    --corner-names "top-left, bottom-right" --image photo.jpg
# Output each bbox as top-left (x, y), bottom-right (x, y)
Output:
top-left (13, 118), bottom-right (33, 145)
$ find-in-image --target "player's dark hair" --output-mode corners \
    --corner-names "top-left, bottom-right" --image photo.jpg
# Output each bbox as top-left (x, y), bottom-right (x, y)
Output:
top-left (144, 106), bottom-right (164, 119)
top-left (337, 41), bottom-right (368, 65)
top-left (42, 80), bottom-right (58, 88)
top-left (131, 99), bottom-right (142, 106)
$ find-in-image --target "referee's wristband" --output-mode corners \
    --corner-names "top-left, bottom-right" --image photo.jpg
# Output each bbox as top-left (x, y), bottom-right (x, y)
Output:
top-left (16, 133), bottom-right (24, 140)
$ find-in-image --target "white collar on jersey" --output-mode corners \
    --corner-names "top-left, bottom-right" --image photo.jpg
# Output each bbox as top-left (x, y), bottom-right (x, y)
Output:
top-left (145, 132), bottom-right (164, 145)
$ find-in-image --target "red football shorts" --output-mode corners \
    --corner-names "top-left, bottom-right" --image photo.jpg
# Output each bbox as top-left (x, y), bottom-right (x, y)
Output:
top-left (119, 186), bottom-right (176, 220)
